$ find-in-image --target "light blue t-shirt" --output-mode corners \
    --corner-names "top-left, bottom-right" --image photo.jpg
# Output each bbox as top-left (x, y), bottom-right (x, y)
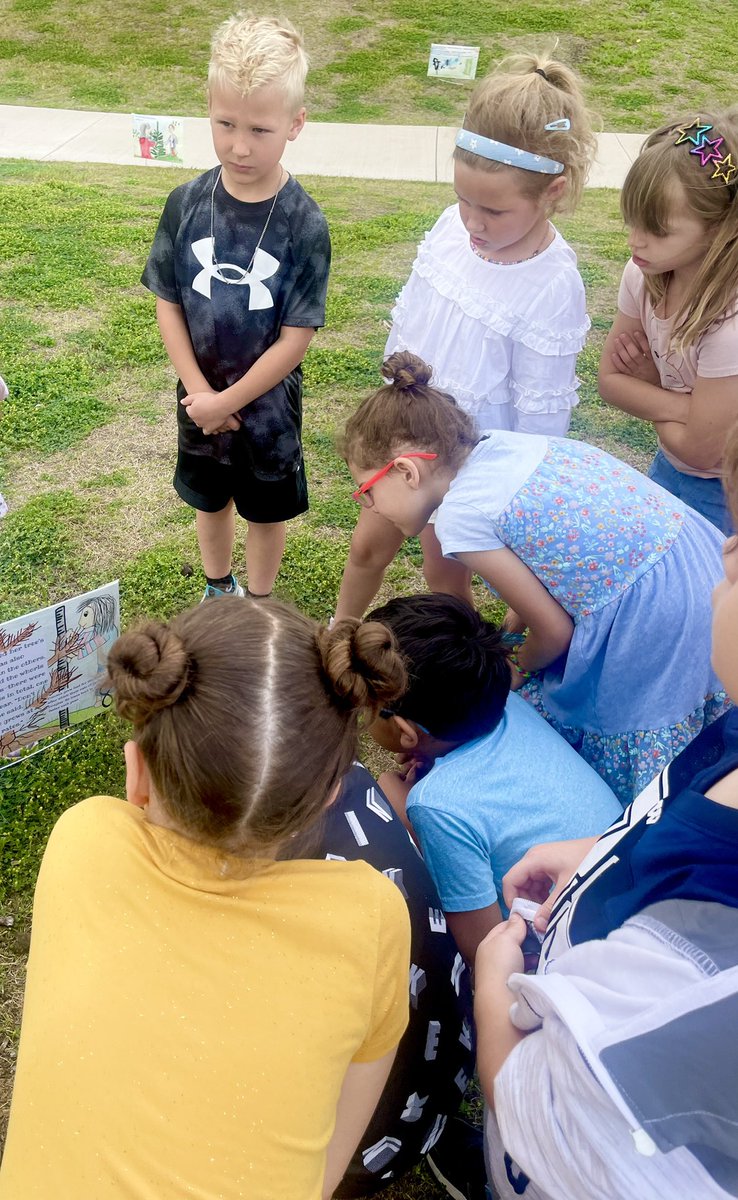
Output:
top-left (406, 692), bottom-right (621, 914)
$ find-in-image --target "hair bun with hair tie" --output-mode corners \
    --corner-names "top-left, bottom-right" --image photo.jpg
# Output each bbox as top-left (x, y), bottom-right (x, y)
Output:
top-left (382, 351), bottom-right (433, 392)
top-left (317, 618), bottom-right (407, 713)
top-left (534, 67), bottom-right (549, 80)
top-left (106, 621), bottom-right (192, 725)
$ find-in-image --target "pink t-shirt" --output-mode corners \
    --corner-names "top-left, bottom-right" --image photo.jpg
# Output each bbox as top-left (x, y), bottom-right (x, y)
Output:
top-left (618, 258), bottom-right (738, 477)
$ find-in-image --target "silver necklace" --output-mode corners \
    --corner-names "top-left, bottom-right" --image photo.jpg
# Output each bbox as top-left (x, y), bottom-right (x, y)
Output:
top-left (471, 222), bottom-right (551, 266)
top-left (209, 166), bottom-right (284, 274)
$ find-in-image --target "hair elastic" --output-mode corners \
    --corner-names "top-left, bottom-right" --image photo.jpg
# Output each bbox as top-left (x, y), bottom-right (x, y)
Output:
top-left (674, 120), bottom-right (737, 185)
top-left (534, 67), bottom-right (549, 80)
top-left (455, 127), bottom-right (564, 175)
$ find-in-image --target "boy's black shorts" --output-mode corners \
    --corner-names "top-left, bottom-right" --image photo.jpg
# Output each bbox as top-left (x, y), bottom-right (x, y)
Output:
top-left (174, 448), bottom-right (308, 523)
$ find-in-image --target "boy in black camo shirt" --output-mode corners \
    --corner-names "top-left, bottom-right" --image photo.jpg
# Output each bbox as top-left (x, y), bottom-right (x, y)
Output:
top-left (142, 13), bottom-right (330, 599)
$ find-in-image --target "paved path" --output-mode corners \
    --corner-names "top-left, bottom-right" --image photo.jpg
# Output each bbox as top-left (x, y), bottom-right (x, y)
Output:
top-left (0, 103), bottom-right (645, 188)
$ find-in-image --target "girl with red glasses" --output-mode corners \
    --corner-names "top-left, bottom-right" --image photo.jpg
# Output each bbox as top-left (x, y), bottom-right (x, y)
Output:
top-left (341, 351), bottom-right (728, 805)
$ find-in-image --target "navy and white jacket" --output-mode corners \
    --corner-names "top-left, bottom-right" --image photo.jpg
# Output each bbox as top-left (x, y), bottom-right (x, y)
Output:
top-left (484, 710), bottom-right (738, 1199)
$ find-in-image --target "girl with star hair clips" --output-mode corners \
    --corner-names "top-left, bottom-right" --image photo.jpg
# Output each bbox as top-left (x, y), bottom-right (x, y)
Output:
top-left (599, 109), bottom-right (738, 534)
top-left (334, 53), bottom-right (597, 620)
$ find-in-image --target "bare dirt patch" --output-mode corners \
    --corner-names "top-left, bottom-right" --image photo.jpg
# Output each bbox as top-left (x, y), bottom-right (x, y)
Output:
top-left (8, 393), bottom-right (183, 579)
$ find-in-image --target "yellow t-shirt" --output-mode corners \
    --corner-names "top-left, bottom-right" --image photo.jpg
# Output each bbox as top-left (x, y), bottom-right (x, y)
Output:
top-left (0, 796), bottom-right (410, 1200)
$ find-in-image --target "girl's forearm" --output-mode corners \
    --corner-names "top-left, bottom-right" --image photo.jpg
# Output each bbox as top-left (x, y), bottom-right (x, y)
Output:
top-left (654, 372), bottom-right (737, 470)
top-left (654, 420), bottom-right (723, 471)
top-left (598, 372), bottom-right (691, 424)
top-left (654, 419), bottom-right (693, 459)
top-left (516, 619), bottom-right (573, 673)
top-left (460, 549), bottom-right (573, 674)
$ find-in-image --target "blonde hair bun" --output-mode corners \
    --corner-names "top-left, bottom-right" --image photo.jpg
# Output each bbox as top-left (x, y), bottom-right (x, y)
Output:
top-left (382, 351), bottom-right (433, 391)
top-left (107, 622), bottom-right (191, 725)
top-left (317, 618), bottom-right (407, 713)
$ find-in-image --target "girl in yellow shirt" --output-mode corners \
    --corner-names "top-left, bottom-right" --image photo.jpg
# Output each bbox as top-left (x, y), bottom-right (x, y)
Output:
top-left (0, 598), bottom-right (411, 1200)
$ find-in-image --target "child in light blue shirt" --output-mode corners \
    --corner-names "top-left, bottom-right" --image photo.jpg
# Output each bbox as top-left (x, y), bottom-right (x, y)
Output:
top-left (368, 594), bottom-right (621, 963)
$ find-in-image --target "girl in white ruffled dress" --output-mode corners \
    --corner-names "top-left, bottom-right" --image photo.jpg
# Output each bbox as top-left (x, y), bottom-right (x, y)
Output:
top-left (335, 54), bottom-right (597, 619)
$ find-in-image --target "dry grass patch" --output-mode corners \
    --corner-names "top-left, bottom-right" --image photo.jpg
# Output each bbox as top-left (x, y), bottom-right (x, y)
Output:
top-left (38, 308), bottom-right (101, 342)
top-left (6, 402), bottom-right (183, 579)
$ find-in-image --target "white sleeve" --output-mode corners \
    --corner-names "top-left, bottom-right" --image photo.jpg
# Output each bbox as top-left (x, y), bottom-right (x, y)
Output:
top-left (507, 268), bottom-right (588, 430)
top-left (509, 340), bottom-right (580, 433)
top-left (434, 499), bottom-right (505, 558)
top-left (486, 918), bottom-right (732, 1200)
top-left (490, 1015), bottom-right (724, 1200)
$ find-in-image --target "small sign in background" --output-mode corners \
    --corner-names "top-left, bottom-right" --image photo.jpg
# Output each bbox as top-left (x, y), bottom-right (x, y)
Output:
top-left (0, 582), bottom-right (120, 759)
top-left (428, 44), bottom-right (480, 81)
top-left (132, 114), bottom-right (184, 164)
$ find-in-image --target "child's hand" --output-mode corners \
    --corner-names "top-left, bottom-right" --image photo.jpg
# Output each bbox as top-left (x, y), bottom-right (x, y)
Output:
top-left (611, 330), bottom-right (661, 385)
top-left (475, 913), bottom-right (526, 982)
top-left (181, 392), bottom-right (240, 435)
top-left (502, 836), bottom-right (598, 932)
top-left (394, 751), bottom-right (429, 783)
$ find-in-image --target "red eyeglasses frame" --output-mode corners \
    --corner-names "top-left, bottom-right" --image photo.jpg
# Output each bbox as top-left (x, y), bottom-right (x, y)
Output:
top-left (352, 453), bottom-right (438, 506)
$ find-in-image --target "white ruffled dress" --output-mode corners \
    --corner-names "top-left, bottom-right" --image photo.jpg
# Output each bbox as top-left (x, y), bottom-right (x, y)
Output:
top-left (385, 205), bottom-right (590, 436)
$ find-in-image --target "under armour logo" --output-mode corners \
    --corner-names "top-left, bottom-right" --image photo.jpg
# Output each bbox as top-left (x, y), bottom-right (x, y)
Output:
top-left (191, 238), bottom-right (279, 306)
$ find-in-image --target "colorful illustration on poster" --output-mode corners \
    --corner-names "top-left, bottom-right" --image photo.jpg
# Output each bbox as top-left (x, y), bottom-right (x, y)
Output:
top-left (132, 114), bottom-right (184, 164)
top-left (0, 582), bottom-right (120, 759)
top-left (427, 44), bottom-right (480, 81)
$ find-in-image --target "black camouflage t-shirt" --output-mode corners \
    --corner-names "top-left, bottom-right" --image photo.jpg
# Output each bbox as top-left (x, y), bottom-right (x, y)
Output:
top-left (142, 169), bottom-right (331, 479)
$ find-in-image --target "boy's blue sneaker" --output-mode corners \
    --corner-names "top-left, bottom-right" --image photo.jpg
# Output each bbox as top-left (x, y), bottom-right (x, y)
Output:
top-left (201, 574), bottom-right (245, 601)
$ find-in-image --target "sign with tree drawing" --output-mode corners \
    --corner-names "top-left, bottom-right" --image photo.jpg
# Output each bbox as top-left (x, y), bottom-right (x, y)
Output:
top-left (0, 582), bottom-right (119, 759)
top-left (132, 114), bottom-right (184, 163)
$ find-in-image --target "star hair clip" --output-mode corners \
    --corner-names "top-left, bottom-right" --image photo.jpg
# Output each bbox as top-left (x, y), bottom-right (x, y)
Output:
top-left (674, 119), bottom-right (737, 185)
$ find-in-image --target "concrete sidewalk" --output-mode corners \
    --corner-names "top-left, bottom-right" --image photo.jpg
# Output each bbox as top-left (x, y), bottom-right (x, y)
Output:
top-left (0, 103), bottom-right (645, 188)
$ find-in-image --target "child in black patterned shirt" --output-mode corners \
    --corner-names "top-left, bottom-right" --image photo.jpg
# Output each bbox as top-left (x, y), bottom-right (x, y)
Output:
top-left (142, 13), bottom-right (330, 600)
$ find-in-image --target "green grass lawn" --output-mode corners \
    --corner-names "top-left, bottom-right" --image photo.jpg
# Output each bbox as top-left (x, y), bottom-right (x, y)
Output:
top-left (1, 0), bottom-right (736, 129)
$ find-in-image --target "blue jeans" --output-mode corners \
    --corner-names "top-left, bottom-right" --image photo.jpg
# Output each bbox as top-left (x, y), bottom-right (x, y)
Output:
top-left (648, 450), bottom-right (733, 535)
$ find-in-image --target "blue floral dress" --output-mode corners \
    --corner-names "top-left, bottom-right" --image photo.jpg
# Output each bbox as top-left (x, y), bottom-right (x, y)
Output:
top-left (434, 434), bottom-right (730, 804)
